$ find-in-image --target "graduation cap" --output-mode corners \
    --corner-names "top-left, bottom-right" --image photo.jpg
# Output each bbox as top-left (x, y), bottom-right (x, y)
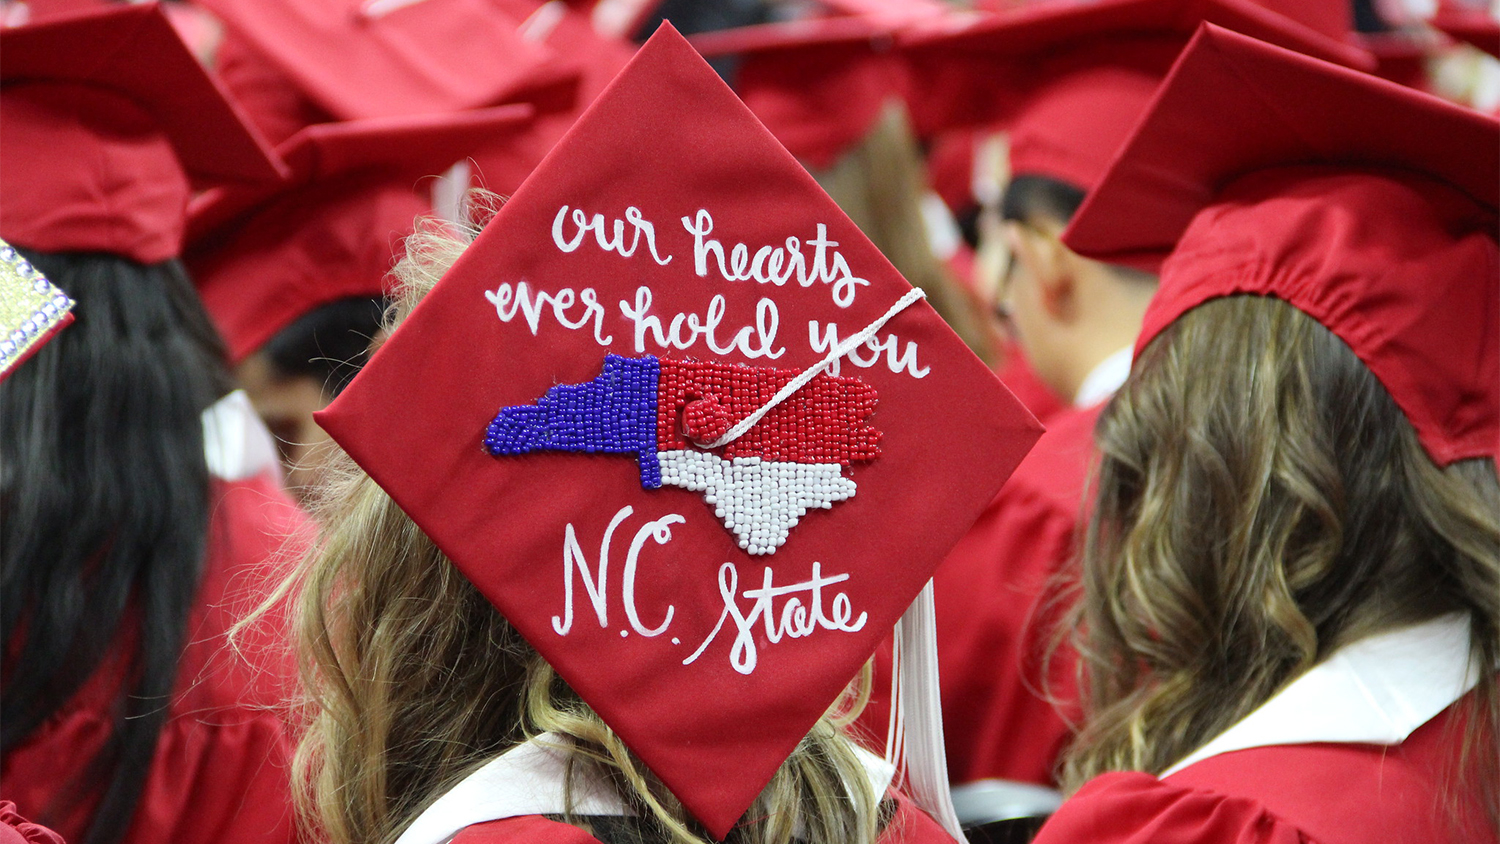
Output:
top-left (185, 105), bottom-right (535, 364)
top-left (0, 240), bottom-right (74, 382)
top-left (1063, 24), bottom-right (1499, 465)
top-left (689, 10), bottom-right (924, 169)
top-left (317, 23), bottom-right (1041, 839)
top-left (900, 0), bottom-right (1372, 190)
top-left (1431, 1), bottom-right (1500, 58)
top-left (195, 0), bottom-right (566, 124)
top-left (0, 2), bottom-right (286, 263)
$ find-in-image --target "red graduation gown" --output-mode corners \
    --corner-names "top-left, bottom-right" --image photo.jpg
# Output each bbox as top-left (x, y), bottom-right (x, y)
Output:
top-left (859, 403), bottom-right (1099, 786)
top-left (1030, 696), bottom-right (1491, 844)
top-left (1, 474), bottom-right (310, 844)
top-left (0, 802), bottom-right (63, 844)
top-left (447, 790), bottom-right (957, 844)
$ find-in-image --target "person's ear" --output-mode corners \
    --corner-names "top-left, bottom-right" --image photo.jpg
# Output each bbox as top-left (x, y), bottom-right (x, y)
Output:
top-left (1012, 219), bottom-right (1076, 322)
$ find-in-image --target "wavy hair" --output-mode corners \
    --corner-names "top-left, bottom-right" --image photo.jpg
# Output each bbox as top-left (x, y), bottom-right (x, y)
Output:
top-left (1059, 295), bottom-right (1499, 824)
top-left (283, 201), bottom-right (884, 844)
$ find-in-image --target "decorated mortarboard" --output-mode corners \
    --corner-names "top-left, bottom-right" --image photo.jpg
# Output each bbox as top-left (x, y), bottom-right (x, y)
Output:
top-left (197, 0), bottom-right (572, 125)
top-left (898, 0), bottom-right (1372, 189)
top-left (1063, 24), bottom-right (1499, 465)
top-left (0, 240), bottom-right (74, 382)
top-left (185, 105), bottom-right (535, 364)
top-left (317, 22), bottom-right (1041, 840)
top-left (0, 3), bottom-right (286, 263)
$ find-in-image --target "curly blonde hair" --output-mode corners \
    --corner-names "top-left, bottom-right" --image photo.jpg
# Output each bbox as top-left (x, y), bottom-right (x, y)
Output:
top-left (283, 201), bottom-right (887, 844)
top-left (1057, 295), bottom-right (1499, 830)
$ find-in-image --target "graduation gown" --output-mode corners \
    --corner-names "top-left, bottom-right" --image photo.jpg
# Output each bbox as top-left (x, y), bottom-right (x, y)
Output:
top-left (392, 733), bottom-right (956, 844)
top-left (1032, 614), bottom-right (1493, 844)
top-left (1, 392), bottom-right (310, 844)
top-left (860, 403), bottom-right (1101, 787)
top-left (0, 803), bottom-right (62, 844)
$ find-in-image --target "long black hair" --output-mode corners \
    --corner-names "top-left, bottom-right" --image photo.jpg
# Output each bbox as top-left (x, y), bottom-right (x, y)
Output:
top-left (0, 249), bottom-right (233, 844)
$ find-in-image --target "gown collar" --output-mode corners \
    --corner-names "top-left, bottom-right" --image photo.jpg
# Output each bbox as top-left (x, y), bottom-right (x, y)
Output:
top-left (394, 732), bottom-right (897, 844)
top-left (1163, 613), bottom-right (1482, 777)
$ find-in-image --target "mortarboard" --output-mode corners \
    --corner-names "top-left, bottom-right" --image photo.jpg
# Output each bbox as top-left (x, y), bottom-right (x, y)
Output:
top-left (316, 22), bottom-right (1041, 839)
top-left (185, 105), bottom-right (535, 364)
top-left (1063, 24), bottom-right (1499, 466)
top-left (899, 0), bottom-right (1372, 191)
top-left (688, 3), bottom-right (946, 169)
top-left (0, 2), bottom-right (286, 263)
top-left (0, 240), bottom-right (74, 382)
top-left (195, 0), bottom-right (567, 124)
top-left (1431, 1), bottom-right (1500, 58)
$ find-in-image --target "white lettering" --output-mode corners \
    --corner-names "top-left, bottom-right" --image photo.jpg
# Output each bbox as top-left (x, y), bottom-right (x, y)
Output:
top-left (618, 286), bottom-right (784, 360)
top-left (485, 281), bottom-right (612, 346)
top-left (681, 210), bottom-right (869, 308)
top-left (683, 561), bottom-right (867, 675)
top-left (806, 320), bottom-right (930, 379)
top-left (552, 506), bottom-right (681, 639)
top-left (551, 205), bottom-right (672, 266)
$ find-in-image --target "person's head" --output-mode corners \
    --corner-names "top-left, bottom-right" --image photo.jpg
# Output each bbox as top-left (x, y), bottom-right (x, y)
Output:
top-left (1050, 25), bottom-right (1500, 832)
top-left (996, 174), bottom-right (1157, 402)
top-left (1, 250), bottom-right (234, 844)
top-left (286, 216), bottom-right (885, 844)
top-left (183, 107), bottom-right (535, 505)
top-left (1065, 295), bottom-right (1499, 785)
top-left (0, 8), bottom-right (285, 842)
top-left (233, 296), bottom-right (387, 501)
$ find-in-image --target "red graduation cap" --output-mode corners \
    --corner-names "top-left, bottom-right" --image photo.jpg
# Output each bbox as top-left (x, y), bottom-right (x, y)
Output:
top-left (0, 3), bottom-right (286, 263)
top-left (900, 0), bottom-right (1372, 190)
top-left (1431, 1), bottom-right (1500, 58)
top-left (689, 9), bottom-right (927, 169)
top-left (198, 0), bottom-right (572, 134)
top-left (1063, 24), bottom-right (1499, 465)
top-left (316, 23), bottom-right (1041, 838)
top-left (185, 105), bottom-right (534, 364)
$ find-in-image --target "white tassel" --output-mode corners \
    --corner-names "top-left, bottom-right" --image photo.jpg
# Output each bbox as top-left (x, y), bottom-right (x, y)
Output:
top-left (432, 161), bottom-right (473, 228)
top-left (887, 580), bottom-right (966, 841)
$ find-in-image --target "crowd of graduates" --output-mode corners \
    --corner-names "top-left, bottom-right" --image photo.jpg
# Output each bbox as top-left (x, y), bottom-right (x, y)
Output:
top-left (1, 1), bottom-right (1497, 843)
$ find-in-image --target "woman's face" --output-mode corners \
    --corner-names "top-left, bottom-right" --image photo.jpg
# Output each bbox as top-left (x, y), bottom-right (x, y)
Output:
top-left (234, 351), bottom-right (335, 504)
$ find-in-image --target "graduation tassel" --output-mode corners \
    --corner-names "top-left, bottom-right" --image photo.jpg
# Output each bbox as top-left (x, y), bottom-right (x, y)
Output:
top-left (887, 579), bottom-right (966, 842)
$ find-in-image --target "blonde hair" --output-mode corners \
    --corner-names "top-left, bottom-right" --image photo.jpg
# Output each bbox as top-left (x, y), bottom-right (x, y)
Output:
top-left (1058, 295), bottom-right (1499, 829)
top-left (286, 201), bottom-right (887, 844)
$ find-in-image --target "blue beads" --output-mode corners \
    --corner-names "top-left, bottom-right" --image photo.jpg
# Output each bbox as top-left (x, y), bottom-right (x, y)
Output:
top-left (484, 354), bottom-right (663, 488)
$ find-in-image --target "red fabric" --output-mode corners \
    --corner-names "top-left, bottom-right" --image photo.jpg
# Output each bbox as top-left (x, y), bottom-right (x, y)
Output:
top-left (466, 2), bottom-right (637, 196)
top-left (213, 31), bottom-right (333, 147)
top-left (1061, 25), bottom-right (1499, 271)
top-left (1032, 700), bottom-right (1492, 844)
top-left (0, 476), bottom-right (310, 844)
top-left (195, 0), bottom-right (555, 123)
top-left (315, 25), bottom-right (1041, 839)
top-left (994, 345), bottom-right (1068, 424)
top-left (736, 46), bottom-right (909, 170)
top-left (860, 404), bottom-right (1096, 784)
top-left (185, 106), bottom-right (534, 363)
top-left (1432, 3), bottom-right (1500, 58)
top-left (1004, 42), bottom-right (1174, 189)
top-left (0, 803), bottom-right (64, 844)
top-left (445, 789), bottom-right (955, 842)
top-left (898, 0), bottom-right (1373, 143)
top-left (1139, 168), bottom-right (1498, 466)
top-left (1061, 27), bottom-right (1500, 466)
top-left (0, 4), bottom-right (283, 264)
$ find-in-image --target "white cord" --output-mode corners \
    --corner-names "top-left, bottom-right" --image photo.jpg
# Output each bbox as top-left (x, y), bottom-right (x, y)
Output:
top-left (695, 287), bottom-right (927, 450)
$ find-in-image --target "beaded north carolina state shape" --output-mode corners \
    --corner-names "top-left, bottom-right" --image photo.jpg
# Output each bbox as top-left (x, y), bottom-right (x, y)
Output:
top-left (484, 354), bottom-right (882, 555)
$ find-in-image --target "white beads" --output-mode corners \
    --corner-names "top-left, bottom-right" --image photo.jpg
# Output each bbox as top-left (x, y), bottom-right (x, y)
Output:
top-left (657, 450), bottom-right (856, 555)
